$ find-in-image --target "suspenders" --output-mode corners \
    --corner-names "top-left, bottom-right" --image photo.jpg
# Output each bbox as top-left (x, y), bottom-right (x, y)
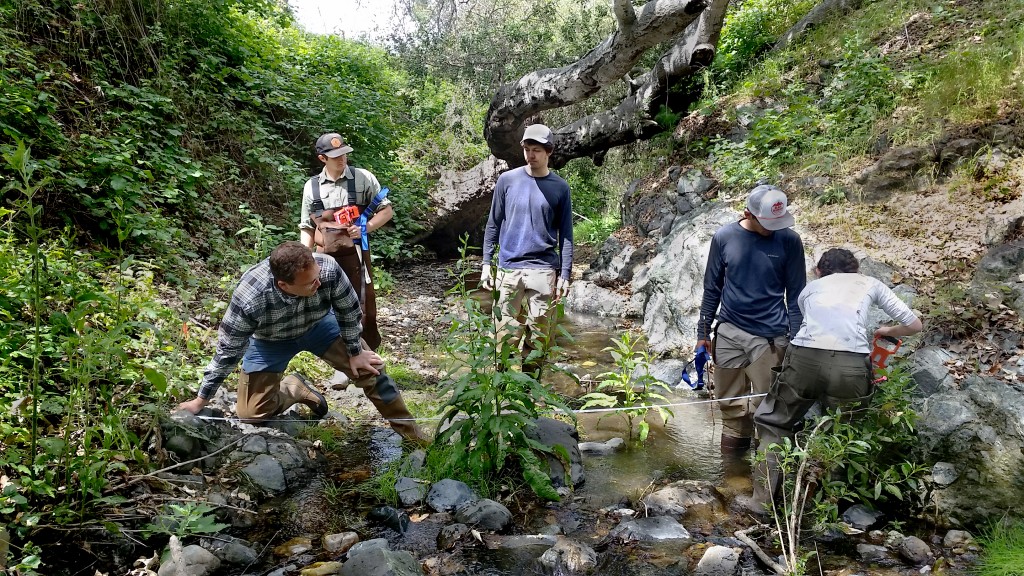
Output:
top-left (308, 172), bottom-right (358, 220)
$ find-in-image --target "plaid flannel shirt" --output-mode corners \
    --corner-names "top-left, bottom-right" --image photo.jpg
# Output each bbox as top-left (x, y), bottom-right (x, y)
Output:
top-left (197, 253), bottom-right (362, 400)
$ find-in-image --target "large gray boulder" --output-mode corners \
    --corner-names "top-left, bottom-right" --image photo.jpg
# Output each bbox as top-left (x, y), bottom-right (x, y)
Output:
top-left (524, 417), bottom-right (584, 488)
top-left (341, 547), bottom-right (423, 576)
top-left (916, 375), bottom-right (1024, 525)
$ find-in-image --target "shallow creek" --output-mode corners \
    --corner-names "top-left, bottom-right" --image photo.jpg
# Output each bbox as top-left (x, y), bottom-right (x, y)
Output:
top-left (245, 313), bottom-right (769, 575)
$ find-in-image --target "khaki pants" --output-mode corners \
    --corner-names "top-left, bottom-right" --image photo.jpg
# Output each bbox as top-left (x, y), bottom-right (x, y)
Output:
top-left (749, 345), bottom-right (874, 507)
top-left (712, 322), bottom-right (788, 438)
top-left (237, 338), bottom-right (425, 442)
top-left (494, 268), bottom-right (557, 369)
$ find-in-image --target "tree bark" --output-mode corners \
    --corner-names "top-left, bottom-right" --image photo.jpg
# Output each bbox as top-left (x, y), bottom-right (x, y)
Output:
top-left (484, 0), bottom-right (722, 167)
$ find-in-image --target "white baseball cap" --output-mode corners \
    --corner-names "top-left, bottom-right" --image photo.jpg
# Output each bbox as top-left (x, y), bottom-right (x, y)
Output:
top-left (521, 124), bottom-right (552, 145)
top-left (746, 185), bottom-right (795, 231)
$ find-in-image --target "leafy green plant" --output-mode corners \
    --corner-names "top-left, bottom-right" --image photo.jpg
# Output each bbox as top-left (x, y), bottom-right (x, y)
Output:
top-left (574, 213), bottom-right (621, 247)
top-left (236, 202), bottom-right (288, 265)
top-left (754, 366), bottom-right (927, 573)
top-left (431, 239), bottom-right (575, 500)
top-left (142, 502), bottom-right (229, 540)
top-left (579, 333), bottom-right (673, 443)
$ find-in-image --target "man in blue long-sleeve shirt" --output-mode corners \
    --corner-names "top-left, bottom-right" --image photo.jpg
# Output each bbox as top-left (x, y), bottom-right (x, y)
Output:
top-left (177, 241), bottom-right (424, 442)
top-left (696, 185), bottom-right (806, 457)
top-left (481, 124), bottom-right (573, 373)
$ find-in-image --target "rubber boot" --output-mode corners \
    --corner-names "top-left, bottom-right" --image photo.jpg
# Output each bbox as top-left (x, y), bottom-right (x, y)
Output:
top-left (236, 371), bottom-right (285, 422)
top-left (279, 373), bottom-right (328, 418)
top-left (736, 451), bottom-right (782, 519)
top-left (720, 435), bottom-right (752, 459)
top-left (364, 374), bottom-right (430, 446)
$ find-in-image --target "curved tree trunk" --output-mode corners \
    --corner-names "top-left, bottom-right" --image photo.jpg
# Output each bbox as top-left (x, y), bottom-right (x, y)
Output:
top-left (484, 0), bottom-right (730, 168)
top-left (414, 0), bottom-right (732, 250)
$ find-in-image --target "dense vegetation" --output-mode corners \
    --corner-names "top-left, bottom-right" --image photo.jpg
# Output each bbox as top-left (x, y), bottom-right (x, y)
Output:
top-left (1, 0), bottom-right (1021, 571)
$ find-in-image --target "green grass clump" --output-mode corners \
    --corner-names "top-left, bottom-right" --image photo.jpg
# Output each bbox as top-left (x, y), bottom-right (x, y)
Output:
top-left (977, 520), bottom-right (1024, 576)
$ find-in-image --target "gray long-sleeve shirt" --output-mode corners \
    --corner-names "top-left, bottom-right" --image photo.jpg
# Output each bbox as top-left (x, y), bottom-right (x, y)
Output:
top-left (697, 221), bottom-right (806, 340)
top-left (482, 166), bottom-right (574, 278)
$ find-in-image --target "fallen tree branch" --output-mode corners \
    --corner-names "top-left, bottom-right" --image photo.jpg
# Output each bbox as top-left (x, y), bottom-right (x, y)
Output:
top-left (735, 525), bottom-right (788, 575)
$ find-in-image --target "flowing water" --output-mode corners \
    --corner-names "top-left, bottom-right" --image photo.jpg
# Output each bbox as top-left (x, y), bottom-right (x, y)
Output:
top-left (248, 311), bottom-right (760, 575)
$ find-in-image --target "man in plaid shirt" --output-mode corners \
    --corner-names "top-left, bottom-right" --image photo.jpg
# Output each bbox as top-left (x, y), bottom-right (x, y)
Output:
top-left (177, 241), bottom-right (424, 442)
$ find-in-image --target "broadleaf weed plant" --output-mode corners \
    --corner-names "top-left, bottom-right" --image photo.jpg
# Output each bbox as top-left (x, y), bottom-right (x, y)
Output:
top-left (431, 237), bottom-right (575, 501)
top-left (580, 333), bottom-right (673, 443)
top-left (756, 365), bottom-right (927, 573)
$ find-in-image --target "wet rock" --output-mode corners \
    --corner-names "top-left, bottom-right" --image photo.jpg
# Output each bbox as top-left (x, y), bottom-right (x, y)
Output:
top-left (454, 499), bottom-right (512, 532)
top-left (437, 523), bottom-right (472, 550)
top-left (525, 418), bottom-right (584, 488)
top-left (340, 547), bottom-right (423, 576)
top-left (932, 462), bottom-right (959, 486)
top-left (842, 504), bottom-right (884, 530)
top-left (695, 545), bottom-right (740, 576)
top-left (274, 536), bottom-right (313, 557)
top-left (347, 538), bottom-right (390, 558)
top-left (242, 454), bottom-right (287, 493)
top-left (323, 531), bottom-right (359, 554)
top-left (642, 480), bottom-right (723, 519)
top-left (856, 543), bottom-right (891, 563)
top-left (426, 479), bottom-right (476, 512)
top-left (157, 541), bottom-right (221, 576)
top-left (482, 534), bottom-right (558, 549)
top-left (267, 565), bottom-right (298, 576)
top-left (943, 529), bottom-right (974, 549)
top-left (200, 535), bottom-right (258, 565)
top-left (395, 477), bottom-right (428, 507)
top-left (535, 536), bottom-right (597, 575)
top-left (368, 506), bottom-right (410, 534)
top-left (607, 516), bottom-right (691, 543)
top-left (301, 562), bottom-right (344, 575)
top-left (897, 535), bottom-right (933, 565)
top-left (579, 437), bottom-right (625, 455)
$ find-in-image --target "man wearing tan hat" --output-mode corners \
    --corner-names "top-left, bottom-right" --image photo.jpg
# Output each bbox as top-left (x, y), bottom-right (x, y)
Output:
top-left (695, 185), bottom-right (807, 460)
top-left (298, 132), bottom-right (391, 352)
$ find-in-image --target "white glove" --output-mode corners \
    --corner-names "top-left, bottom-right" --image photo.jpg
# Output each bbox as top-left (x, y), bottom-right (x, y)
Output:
top-left (480, 265), bottom-right (494, 290)
top-left (556, 277), bottom-right (571, 299)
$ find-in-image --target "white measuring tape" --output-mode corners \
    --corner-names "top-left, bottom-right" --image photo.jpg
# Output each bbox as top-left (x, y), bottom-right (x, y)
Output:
top-left (193, 392), bottom-right (767, 425)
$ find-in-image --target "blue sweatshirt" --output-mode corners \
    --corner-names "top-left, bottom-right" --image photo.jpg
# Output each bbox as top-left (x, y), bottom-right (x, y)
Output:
top-left (697, 220), bottom-right (806, 340)
top-left (482, 166), bottom-right (574, 278)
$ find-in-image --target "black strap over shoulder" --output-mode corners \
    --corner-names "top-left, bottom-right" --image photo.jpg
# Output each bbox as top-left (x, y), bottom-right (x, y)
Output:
top-left (347, 173), bottom-right (357, 206)
top-left (309, 176), bottom-right (324, 217)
